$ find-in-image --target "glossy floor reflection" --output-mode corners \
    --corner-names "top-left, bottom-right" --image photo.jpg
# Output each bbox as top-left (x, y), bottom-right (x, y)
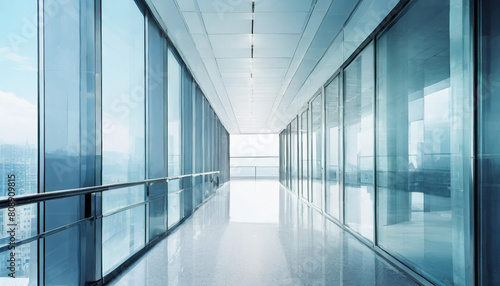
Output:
top-left (108, 179), bottom-right (418, 286)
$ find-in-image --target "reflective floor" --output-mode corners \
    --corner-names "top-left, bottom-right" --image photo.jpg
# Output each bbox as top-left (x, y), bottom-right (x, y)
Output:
top-left (108, 179), bottom-right (418, 286)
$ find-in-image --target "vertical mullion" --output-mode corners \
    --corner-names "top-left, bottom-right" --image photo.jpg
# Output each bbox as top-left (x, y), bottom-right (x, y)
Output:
top-left (144, 10), bottom-right (150, 244)
top-left (164, 39), bottom-right (169, 230)
top-left (37, 0), bottom-right (45, 284)
top-left (94, 0), bottom-right (103, 281)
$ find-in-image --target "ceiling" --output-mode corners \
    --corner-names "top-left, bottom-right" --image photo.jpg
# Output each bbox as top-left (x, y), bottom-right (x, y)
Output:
top-left (147, 0), bottom-right (363, 134)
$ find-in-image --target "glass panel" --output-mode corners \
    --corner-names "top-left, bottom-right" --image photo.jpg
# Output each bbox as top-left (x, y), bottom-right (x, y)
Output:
top-left (0, 1), bottom-right (38, 282)
top-left (311, 94), bottom-right (323, 209)
top-left (102, 0), bottom-right (145, 212)
top-left (182, 69), bottom-right (193, 214)
top-left (149, 196), bottom-right (166, 241)
top-left (377, 0), bottom-right (472, 284)
top-left (300, 110), bottom-right (309, 201)
top-left (290, 118), bottom-right (298, 194)
top-left (0, 240), bottom-right (37, 284)
top-left (102, 205), bottom-right (145, 274)
top-left (168, 49), bottom-right (181, 178)
top-left (148, 16), bottom-right (166, 199)
top-left (344, 43), bottom-right (374, 241)
top-left (45, 225), bottom-right (81, 285)
top-left (168, 192), bottom-right (182, 228)
top-left (325, 76), bottom-right (340, 219)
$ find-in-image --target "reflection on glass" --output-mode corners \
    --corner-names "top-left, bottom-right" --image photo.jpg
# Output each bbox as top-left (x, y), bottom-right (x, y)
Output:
top-left (311, 93), bottom-right (323, 208)
top-left (0, 1), bottom-right (38, 282)
top-left (344, 43), bottom-right (374, 241)
top-left (325, 76), bottom-right (340, 220)
top-left (101, 0), bottom-right (145, 273)
top-left (194, 86), bottom-right (204, 206)
top-left (300, 111), bottom-right (309, 201)
top-left (168, 193), bottom-right (181, 228)
top-left (290, 118), bottom-right (298, 194)
top-left (43, 1), bottom-right (95, 282)
top-left (376, 0), bottom-right (472, 284)
top-left (168, 49), bottom-right (181, 178)
top-left (148, 17), bottom-right (166, 199)
top-left (102, 205), bottom-right (145, 274)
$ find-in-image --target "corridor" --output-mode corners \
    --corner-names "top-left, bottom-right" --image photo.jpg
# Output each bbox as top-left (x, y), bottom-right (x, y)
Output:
top-left (109, 180), bottom-right (418, 286)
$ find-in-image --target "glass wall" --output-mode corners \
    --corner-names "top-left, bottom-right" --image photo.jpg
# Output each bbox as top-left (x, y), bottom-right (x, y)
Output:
top-left (0, 0), bottom-right (230, 282)
top-left (101, 0), bottom-right (146, 274)
top-left (290, 117), bottom-right (298, 194)
top-left (279, 0), bottom-right (474, 285)
top-left (147, 15), bottom-right (167, 241)
top-left (343, 43), bottom-right (374, 241)
top-left (300, 110), bottom-right (309, 201)
top-left (376, 0), bottom-right (472, 284)
top-left (0, 0), bottom-right (38, 283)
top-left (44, 0), bottom-right (96, 284)
top-left (311, 93), bottom-right (323, 209)
top-left (167, 48), bottom-right (182, 228)
top-left (325, 76), bottom-right (341, 220)
top-left (182, 68), bottom-right (194, 215)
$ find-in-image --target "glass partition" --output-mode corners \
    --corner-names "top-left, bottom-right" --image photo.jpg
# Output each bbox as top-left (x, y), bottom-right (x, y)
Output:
top-left (147, 15), bottom-right (166, 240)
top-left (167, 48), bottom-right (182, 228)
top-left (311, 93), bottom-right (323, 209)
top-left (300, 110), bottom-right (309, 201)
top-left (343, 43), bottom-right (374, 241)
top-left (102, 0), bottom-right (146, 274)
top-left (0, 1), bottom-right (38, 282)
top-left (376, 0), bottom-right (473, 284)
top-left (325, 76), bottom-right (341, 220)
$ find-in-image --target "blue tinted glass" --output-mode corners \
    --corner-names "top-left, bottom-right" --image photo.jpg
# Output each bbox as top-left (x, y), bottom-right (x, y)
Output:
top-left (376, 0), bottom-right (472, 284)
top-left (0, 1), bottom-right (38, 282)
top-left (300, 110), bottom-right (309, 201)
top-left (102, 204), bottom-right (145, 274)
top-left (311, 94), bottom-right (323, 209)
top-left (168, 49), bottom-right (181, 178)
top-left (344, 43), bottom-right (374, 241)
top-left (148, 18), bottom-right (166, 198)
top-left (325, 76), bottom-right (340, 220)
top-left (102, 0), bottom-right (145, 211)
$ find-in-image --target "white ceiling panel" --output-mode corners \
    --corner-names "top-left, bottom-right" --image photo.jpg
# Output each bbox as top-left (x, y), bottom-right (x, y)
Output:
top-left (253, 58), bottom-right (291, 69)
top-left (196, 0), bottom-right (253, 13)
top-left (253, 12), bottom-right (309, 34)
top-left (254, 0), bottom-right (313, 12)
top-left (155, 0), bottom-right (362, 133)
top-left (208, 34), bottom-right (252, 49)
top-left (217, 58), bottom-right (252, 69)
top-left (213, 48), bottom-right (251, 58)
top-left (202, 13), bottom-right (252, 34)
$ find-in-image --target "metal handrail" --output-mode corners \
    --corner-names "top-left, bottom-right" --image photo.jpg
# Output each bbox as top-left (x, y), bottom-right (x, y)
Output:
top-left (0, 171), bottom-right (220, 208)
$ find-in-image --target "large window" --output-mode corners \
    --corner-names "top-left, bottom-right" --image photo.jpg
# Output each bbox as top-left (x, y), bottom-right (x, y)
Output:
top-left (325, 76), bottom-right (341, 220)
top-left (0, 0), bottom-right (38, 283)
top-left (148, 16), bottom-right (166, 241)
top-left (300, 110), bottom-right (309, 201)
top-left (43, 1), bottom-right (96, 284)
top-left (310, 93), bottom-right (323, 209)
top-left (376, 0), bottom-right (472, 284)
top-left (101, 0), bottom-right (146, 273)
top-left (290, 117), bottom-right (298, 194)
top-left (344, 43), bottom-right (374, 241)
top-left (167, 48), bottom-right (182, 228)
